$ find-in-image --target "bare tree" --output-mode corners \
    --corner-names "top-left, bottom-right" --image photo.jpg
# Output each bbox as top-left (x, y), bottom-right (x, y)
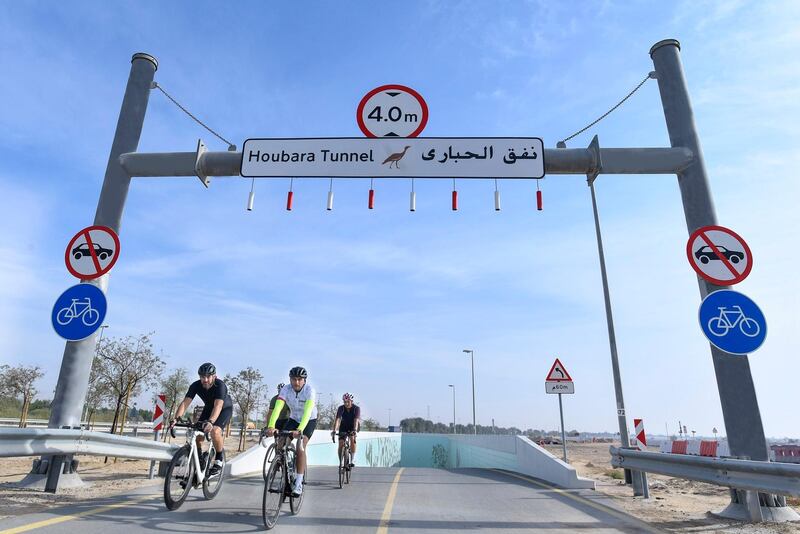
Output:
top-left (96, 333), bottom-right (165, 436)
top-left (159, 367), bottom-right (190, 439)
top-left (225, 367), bottom-right (267, 451)
top-left (2, 364), bottom-right (44, 427)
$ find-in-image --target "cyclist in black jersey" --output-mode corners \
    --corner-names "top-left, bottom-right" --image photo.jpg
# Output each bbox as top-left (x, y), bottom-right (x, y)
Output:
top-left (332, 393), bottom-right (361, 467)
top-left (171, 363), bottom-right (232, 476)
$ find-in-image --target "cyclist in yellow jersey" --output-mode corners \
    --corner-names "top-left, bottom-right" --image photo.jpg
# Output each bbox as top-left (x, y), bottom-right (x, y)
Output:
top-left (266, 366), bottom-right (317, 496)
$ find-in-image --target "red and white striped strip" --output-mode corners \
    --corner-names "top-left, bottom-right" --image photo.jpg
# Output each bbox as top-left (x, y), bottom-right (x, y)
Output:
top-left (153, 394), bottom-right (166, 431)
top-left (634, 419), bottom-right (647, 450)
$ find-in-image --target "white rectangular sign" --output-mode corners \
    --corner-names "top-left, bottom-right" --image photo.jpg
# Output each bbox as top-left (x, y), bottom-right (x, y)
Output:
top-left (241, 137), bottom-right (544, 178)
top-left (545, 381), bottom-right (574, 394)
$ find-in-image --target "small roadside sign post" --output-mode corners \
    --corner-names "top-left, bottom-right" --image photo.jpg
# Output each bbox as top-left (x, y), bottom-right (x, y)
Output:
top-left (149, 394), bottom-right (166, 479)
top-left (545, 358), bottom-right (574, 463)
top-left (634, 418), bottom-right (651, 499)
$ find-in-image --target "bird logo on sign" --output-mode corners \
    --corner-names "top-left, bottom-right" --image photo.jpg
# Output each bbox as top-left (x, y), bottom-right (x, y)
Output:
top-left (382, 146), bottom-right (411, 169)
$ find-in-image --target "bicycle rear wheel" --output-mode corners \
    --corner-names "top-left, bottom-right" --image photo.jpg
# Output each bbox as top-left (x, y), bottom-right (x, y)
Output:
top-left (202, 449), bottom-right (225, 499)
top-left (262, 460), bottom-right (285, 530)
top-left (164, 446), bottom-right (194, 511)
top-left (345, 450), bottom-right (352, 485)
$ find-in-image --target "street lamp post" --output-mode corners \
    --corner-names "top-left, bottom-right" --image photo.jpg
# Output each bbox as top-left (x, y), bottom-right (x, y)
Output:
top-left (448, 384), bottom-right (456, 434)
top-left (463, 349), bottom-right (476, 434)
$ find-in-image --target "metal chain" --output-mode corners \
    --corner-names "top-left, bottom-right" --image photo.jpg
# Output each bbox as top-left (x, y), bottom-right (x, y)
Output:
top-left (151, 82), bottom-right (236, 151)
top-left (558, 71), bottom-right (656, 146)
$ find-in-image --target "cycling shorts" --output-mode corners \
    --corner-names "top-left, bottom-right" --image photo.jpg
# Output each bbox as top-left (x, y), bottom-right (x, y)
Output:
top-left (200, 405), bottom-right (232, 429)
top-left (282, 418), bottom-right (317, 439)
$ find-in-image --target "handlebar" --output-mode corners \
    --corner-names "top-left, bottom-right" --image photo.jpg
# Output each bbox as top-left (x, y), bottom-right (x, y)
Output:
top-left (170, 417), bottom-right (211, 440)
top-left (259, 428), bottom-right (298, 446)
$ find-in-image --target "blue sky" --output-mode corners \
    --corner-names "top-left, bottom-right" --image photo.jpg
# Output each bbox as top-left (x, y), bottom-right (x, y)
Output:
top-left (1, 1), bottom-right (798, 437)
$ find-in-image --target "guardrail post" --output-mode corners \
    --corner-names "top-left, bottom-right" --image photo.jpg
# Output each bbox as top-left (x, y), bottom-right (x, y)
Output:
top-left (148, 430), bottom-right (159, 479)
top-left (745, 490), bottom-right (764, 522)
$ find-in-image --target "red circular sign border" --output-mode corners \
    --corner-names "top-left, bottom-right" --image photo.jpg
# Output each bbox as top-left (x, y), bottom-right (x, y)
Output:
top-left (356, 84), bottom-right (429, 138)
top-left (65, 225), bottom-right (121, 280)
top-left (686, 225), bottom-right (752, 286)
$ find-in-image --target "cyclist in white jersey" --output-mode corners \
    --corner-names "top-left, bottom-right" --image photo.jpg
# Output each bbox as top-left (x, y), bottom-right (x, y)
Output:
top-left (266, 366), bottom-right (317, 496)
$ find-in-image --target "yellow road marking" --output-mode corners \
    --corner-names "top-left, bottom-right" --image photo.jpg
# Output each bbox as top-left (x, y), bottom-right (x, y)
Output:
top-left (492, 470), bottom-right (664, 534)
top-left (0, 494), bottom-right (156, 534)
top-left (376, 467), bottom-right (404, 534)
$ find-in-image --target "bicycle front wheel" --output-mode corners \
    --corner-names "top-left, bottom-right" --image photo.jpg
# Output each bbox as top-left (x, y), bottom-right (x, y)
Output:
top-left (263, 443), bottom-right (275, 482)
top-left (345, 451), bottom-right (352, 485)
top-left (740, 317), bottom-right (760, 337)
top-left (82, 308), bottom-right (100, 327)
top-left (164, 446), bottom-right (194, 511)
top-left (202, 450), bottom-right (225, 500)
top-left (287, 448), bottom-right (307, 515)
top-left (338, 461), bottom-right (344, 489)
top-left (262, 460), bottom-right (285, 530)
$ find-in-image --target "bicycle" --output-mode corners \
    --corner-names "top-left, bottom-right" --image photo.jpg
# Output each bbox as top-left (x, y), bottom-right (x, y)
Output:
top-left (334, 431), bottom-right (357, 488)
top-left (707, 305), bottom-right (760, 337)
top-left (260, 429), bottom-right (306, 529)
top-left (55, 297), bottom-right (100, 327)
top-left (163, 417), bottom-right (226, 510)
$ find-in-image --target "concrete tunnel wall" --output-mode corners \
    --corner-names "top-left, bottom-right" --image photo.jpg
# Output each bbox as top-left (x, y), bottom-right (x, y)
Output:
top-left (227, 432), bottom-right (594, 490)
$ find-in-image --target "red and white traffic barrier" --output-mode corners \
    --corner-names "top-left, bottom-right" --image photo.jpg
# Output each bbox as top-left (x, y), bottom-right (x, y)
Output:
top-left (634, 419), bottom-right (647, 450)
top-left (660, 439), bottom-right (729, 457)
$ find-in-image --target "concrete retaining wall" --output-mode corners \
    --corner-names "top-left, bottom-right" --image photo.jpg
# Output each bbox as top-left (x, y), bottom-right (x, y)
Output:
top-left (227, 432), bottom-right (594, 489)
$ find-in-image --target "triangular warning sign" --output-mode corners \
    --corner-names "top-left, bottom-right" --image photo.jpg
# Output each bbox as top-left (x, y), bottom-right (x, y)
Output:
top-left (546, 358), bottom-right (572, 382)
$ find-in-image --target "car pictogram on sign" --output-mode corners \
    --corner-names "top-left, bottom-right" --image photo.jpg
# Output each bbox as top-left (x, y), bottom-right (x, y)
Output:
top-left (694, 245), bottom-right (744, 265)
top-left (72, 242), bottom-right (114, 261)
top-left (65, 225), bottom-right (120, 280)
top-left (686, 225), bottom-right (752, 286)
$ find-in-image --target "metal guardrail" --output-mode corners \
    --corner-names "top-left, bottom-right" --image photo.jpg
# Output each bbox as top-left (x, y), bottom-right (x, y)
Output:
top-left (0, 428), bottom-right (180, 462)
top-left (610, 446), bottom-right (800, 497)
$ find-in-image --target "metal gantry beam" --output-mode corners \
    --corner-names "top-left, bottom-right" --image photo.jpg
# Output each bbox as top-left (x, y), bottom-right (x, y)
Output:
top-left (118, 146), bottom-right (694, 179)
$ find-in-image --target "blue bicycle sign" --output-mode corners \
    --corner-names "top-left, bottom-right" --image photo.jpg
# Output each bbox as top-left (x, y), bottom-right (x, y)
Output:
top-left (51, 284), bottom-right (107, 341)
top-left (699, 290), bottom-right (766, 355)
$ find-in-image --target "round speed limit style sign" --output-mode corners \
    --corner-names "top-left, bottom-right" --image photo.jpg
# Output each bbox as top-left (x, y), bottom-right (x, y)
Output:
top-left (357, 84), bottom-right (428, 138)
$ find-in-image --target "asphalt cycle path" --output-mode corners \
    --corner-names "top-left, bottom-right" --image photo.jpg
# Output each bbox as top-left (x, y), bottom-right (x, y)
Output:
top-left (0, 467), bottom-right (662, 533)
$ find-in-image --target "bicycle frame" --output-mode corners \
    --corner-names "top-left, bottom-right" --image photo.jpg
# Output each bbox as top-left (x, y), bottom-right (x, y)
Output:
top-left (173, 420), bottom-right (215, 487)
top-left (716, 305), bottom-right (745, 327)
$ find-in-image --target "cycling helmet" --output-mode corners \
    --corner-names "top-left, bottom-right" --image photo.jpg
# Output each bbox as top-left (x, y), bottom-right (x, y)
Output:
top-left (277, 382), bottom-right (286, 392)
top-left (289, 366), bottom-right (308, 379)
top-left (342, 393), bottom-right (354, 402)
top-left (198, 362), bottom-right (216, 376)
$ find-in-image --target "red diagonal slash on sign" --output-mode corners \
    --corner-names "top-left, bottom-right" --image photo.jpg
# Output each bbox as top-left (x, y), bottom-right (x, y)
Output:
top-left (686, 225), bottom-right (752, 286)
top-left (697, 231), bottom-right (741, 278)
top-left (65, 225), bottom-right (121, 280)
top-left (82, 230), bottom-right (103, 274)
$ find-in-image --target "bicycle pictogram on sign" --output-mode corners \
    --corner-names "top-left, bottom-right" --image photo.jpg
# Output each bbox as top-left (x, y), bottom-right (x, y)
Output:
top-left (698, 290), bottom-right (766, 355)
top-left (51, 284), bottom-right (107, 341)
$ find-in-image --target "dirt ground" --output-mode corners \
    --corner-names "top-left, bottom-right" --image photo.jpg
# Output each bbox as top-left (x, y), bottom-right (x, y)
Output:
top-left (1, 437), bottom-right (798, 532)
top-left (543, 442), bottom-right (800, 534)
